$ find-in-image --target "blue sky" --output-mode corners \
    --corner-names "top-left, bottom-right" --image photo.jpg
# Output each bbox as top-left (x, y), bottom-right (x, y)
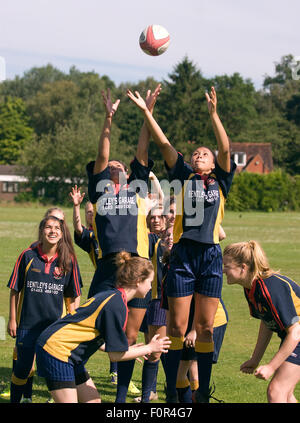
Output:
top-left (0, 0), bottom-right (299, 88)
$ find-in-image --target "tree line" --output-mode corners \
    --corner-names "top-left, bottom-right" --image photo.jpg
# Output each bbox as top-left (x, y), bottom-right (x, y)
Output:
top-left (0, 55), bottom-right (299, 208)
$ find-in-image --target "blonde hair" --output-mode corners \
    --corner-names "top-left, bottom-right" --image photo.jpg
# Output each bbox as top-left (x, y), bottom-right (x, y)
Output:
top-left (223, 240), bottom-right (277, 280)
top-left (114, 252), bottom-right (154, 288)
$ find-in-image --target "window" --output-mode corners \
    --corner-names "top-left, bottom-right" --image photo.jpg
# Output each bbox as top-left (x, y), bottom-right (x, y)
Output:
top-left (2, 181), bottom-right (19, 193)
top-left (233, 152), bottom-right (246, 166)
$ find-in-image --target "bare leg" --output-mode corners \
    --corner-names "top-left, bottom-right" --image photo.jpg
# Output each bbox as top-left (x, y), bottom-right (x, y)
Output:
top-left (77, 377), bottom-right (101, 403)
top-left (50, 388), bottom-right (78, 403)
top-left (267, 361), bottom-right (300, 403)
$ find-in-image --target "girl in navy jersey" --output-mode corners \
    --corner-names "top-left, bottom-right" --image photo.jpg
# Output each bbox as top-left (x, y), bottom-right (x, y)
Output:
top-left (86, 85), bottom-right (163, 402)
top-left (127, 86), bottom-right (236, 402)
top-left (7, 215), bottom-right (82, 403)
top-left (223, 240), bottom-right (300, 403)
top-left (35, 252), bottom-right (171, 403)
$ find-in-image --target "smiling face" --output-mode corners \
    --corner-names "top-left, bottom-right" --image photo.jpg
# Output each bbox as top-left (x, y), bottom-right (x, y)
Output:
top-left (41, 218), bottom-right (63, 247)
top-left (190, 147), bottom-right (215, 174)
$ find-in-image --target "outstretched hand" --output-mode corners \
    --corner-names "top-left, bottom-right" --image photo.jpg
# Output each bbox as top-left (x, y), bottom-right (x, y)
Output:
top-left (145, 84), bottom-right (161, 114)
top-left (205, 86), bottom-right (217, 115)
top-left (102, 88), bottom-right (120, 118)
top-left (149, 334), bottom-right (171, 354)
top-left (127, 89), bottom-right (147, 111)
top-left (70, 185), bottom-right (85, 207)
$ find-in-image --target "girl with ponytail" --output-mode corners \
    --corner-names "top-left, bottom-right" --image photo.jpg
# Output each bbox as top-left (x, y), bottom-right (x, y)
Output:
top-left (223, 240), bottom-right (300, 403)
top-left (35, 252), bottom-right (171, 403)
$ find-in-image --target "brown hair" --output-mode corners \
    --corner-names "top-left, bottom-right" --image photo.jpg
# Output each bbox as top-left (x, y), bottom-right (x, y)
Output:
top-left (114, 252), bottom-right (154, 288)
top-left (223, 240), bottom-right (277, 280)
top-left (38, 216), bottom-right (76, 273)
top-left (43, 207), bottom-right (77, 272)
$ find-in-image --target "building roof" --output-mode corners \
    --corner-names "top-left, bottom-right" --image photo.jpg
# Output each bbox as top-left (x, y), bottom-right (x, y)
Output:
top-left (230, 142), bottom-right (273, 171)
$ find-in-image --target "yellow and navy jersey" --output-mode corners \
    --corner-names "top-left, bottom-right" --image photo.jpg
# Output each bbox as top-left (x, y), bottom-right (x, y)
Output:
top-left (37, 288), bottom-right (128, 365)
top-left (74, 226), bottom-right (99, 269)
top-left (86, 157), bottom-right (154, 260)
top-left (244, 274), bottom-right (300, 340)
top-left (149, 233), bottom-right (166, 300)
top-left (7, 243), bottom-right (82, 331)
top-left (167, 153), bottom-right (236, 245)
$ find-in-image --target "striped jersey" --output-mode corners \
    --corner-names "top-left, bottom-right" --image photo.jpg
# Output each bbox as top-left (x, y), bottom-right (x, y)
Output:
top-left (87, 157), bottom-right (154, 259)
top-left (166, 153), bottom-right (236, 244)
top-left (7, 243), bottom-right (82, 331)
top-left (37, 288), bottom-right (128, 365)
top-left (244, 274), bottom-right (300, 339)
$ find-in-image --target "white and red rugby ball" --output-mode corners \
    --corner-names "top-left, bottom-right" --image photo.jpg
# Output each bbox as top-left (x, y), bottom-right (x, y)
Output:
top-left (139, 24), bottom-right (170, 56)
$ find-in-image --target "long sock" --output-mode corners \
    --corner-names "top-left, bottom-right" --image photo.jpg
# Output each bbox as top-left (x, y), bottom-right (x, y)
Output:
top-left (10, 373), bottom-right (27, 404)
top-left (23, 375), bottom-right (33, 399)
top-left (164, 336), bottom-right (184, 398)
top-left (151, 360), bottom-right (159, 393)
top-left (110, 360), bottom-right (118, 374)
top-left (142, 360), bottom-right (159, 403)
top-left (195, 341), bottom-right (214, 400)
top-left (190, 380), bottom-right (199, 392)
top-left (176, 378), bottom-right (192, 403)
top-left (115, 360), bottom-right (135, 403)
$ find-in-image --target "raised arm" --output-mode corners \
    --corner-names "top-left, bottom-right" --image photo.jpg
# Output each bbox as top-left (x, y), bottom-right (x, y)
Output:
top-left (93, 88), bottom-right (120, 175)
top-left (127, 89), bottom-right (178, 169)
top-left (205, 87), bottom-right (231, 173)
top-left (69, 185), bottom-right (85, 236)
top-left (135, 84), bottom-right (161, 166)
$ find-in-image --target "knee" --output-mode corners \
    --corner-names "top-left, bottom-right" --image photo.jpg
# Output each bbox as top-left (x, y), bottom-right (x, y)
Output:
top-left (168, 321), bottom-right (187, 337)
top-left (195, 322), bottom-right (214, 340)
top-left (267, 380), bottom-right (285, 403)
top-left (126, 329), bottom-right (139, 346)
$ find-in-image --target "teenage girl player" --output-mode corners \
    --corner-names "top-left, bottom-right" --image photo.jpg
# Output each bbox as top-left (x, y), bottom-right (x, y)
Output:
top-left (127, 86), bottom-right (236, 403)
top-left (86, 85), bottom-right (162, 401)
top-left (35, 252), bottom-right (171, 403)
top-left (223, 240), bottom-right (300, 403)
top-left (7, 215), bottom-right (82, 403)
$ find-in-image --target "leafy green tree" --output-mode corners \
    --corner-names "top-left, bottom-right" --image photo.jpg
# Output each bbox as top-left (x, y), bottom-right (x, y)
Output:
top-left (0, 96), bottom-right (33, 164)
top-left (0, 64), bottom-right (66, 100)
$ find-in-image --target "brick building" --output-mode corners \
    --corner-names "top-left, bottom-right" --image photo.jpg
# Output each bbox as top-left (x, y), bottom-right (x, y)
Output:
top-left (230, 142), bottom-right (273, 174)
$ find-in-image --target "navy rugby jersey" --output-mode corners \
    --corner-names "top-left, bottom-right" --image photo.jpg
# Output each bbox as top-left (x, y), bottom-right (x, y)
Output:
top-left (37, 288), bottom-right (128, 365)
top-left (167, 152), bottom-right (236, 244)
top-left (7, 244), bottom-right (82, 331)
top-left (244, 274), bottom-right (300, 340)
top-left (74, 226), bottom-right (99, 269)
top-left (87, 157), bottom-right (154, 259)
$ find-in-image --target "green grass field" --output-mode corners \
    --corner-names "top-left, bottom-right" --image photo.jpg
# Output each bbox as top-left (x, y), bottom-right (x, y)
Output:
top-left (0, 205), bottom-right (300, 403)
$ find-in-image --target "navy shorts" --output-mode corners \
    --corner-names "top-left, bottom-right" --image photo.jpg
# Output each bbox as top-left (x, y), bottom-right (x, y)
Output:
top-left (13, 329), bottom-right (41, 380)
top-left (166, 239), bottom-right (223, 298)
top-left (36, 345), bottom-right (89, 390)
top-left (284, 341), bottom-right (300, 366)
top-left (140, 299), bottom-right (167, 333)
